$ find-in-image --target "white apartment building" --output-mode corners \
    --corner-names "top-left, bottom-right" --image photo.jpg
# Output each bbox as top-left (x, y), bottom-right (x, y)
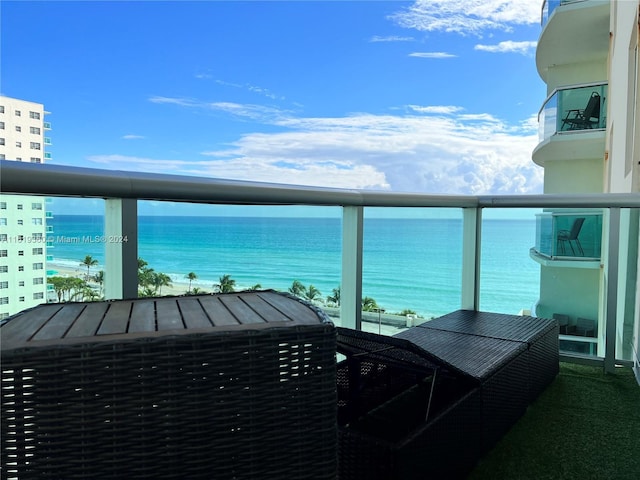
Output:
top-left (532, 0), bottom-right (639, 369)
top-left (0, 96), bottom-right (51, 318)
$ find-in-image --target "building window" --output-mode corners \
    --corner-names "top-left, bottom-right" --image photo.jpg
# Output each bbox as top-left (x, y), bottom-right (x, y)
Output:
top-left (15, 126), bottom-right (21, 132)
top-left (29, 111), bottom-right (40, 120)
top-left (33, 277), bottom-right (44, 285)
top-left (15, 110), bottom-right (21, 117)
top-left (33, 262), bottom-right (43, 270)
top-left (19, 297), bottom-right (25, 302)
top-left (30, 157), bottom-right (42, 163)
top-left (32, 247), bottom-right (43, 255)
top-left (0, 138), bottom-right (4, 146)
top-left (19, 281), bottom-right (25, 287)
top-left (15, 141), bottom-right (21, 148)
top-left (17, 220), bottom-right (23, 225)
top-left (32, 233), bottom-right (43, 239)
top-left (33, 292), bottom-right (44, 300)
top-left (0, 234), bottom-right (6, 241)
top-left (0, 218), bottom-right (6, 225)
top-left (18, 266), bottom-right (24, 271)
top-left (17, 204), bottom-right (23, 210)
top-left (0, 250), bottom-right (7, 257)
top-left (0, 202), bottom-right (6, 209)
top-left (0, 297), bottom-right (9, 305)
top-left (32, 218), bottom-right (43, 225)
top-left (0, 282), bottom-right (7, 288)
top-left (18, 250), bottom-right (24, 256)
top-left (15, 157), bottom-right (21, 161)
top-left (0, 106), bottom-right (4, 113)
top-left (0, 155), bottom-right (5, 160)
top-left (0, 121), bottom-right (4, 129)
top-left (30, 126), bottom-right (41, 135)
top-left (17, 235), bottom-right (24, 242)
top-left (32, 202), bottom-right (43, 210)
top-left (30, 142), bottom-right (41, 150)
top-left (0, 266), bottom-right (7, 273)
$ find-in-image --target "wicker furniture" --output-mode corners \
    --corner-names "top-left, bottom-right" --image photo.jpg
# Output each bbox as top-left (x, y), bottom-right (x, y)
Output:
top-left (1, 291), bottom-right (337, 480)
top-left (337, 311), bottom-right (558, 480)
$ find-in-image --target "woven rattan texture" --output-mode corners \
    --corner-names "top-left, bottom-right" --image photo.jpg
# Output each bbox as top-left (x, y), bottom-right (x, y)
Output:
top-left (2, 324), bottom-right (337, 480)
top-left (337, 312), bottom-right (559, 480)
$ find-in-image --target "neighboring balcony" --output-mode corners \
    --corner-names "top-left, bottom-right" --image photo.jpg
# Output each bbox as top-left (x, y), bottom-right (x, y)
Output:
top-left (537, 0), bottom-right (610, 81)
top-left (533, 83), bottom-right (607, 166)
top-left (531, 211), bottom-right (602, 265)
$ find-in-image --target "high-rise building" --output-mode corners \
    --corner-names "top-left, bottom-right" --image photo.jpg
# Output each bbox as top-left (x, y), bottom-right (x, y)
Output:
top-left (531, 0), bottom-right (639, 365)
top-left (0, 96), bottom-right (52, 318)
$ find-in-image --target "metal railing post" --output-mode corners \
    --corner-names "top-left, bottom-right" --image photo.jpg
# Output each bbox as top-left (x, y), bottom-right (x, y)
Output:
top-left (341, 206), bottom-right (363, 330)
top-left (461, 207), bottom-right (482, 311)
top-left (104, 198), bottom-right (138, 300)
top-left (604, 207), bottom-right (620, 373)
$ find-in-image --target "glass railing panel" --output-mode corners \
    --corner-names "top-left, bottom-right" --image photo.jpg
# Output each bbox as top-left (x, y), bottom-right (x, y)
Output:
top-left (557, 84), bottom-right (607, 133)
top-left (534, 211), bottom-right (603, 259)
top-left (45, 198), bottom-right (106, 304)
top-left (361, 207), bottom-right (463, 336)
top-left (538, 83), bottom-right (607, 143)
top-left (616, 207), bottom-right (639, 364)
top-left (0, 195), bottom-right (105, 318)
top-left (538, 91), bottom-right (557, 143)
top-left (542, 0), bottom-right (592, 28)
top-left (138, 200), bottom-right (342, 313)
top-left (480, 209), bottom-right (541, 315)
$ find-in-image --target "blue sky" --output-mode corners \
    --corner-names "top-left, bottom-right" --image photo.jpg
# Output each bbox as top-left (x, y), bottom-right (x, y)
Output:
top-left (2, 0), bottom-right (545, 199)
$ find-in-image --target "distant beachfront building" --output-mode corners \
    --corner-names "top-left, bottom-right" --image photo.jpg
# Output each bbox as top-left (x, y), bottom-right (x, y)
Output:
top-left (0, 96), bottom-right (52, 318)
top-left (531, 1), bottom-right (639, 367)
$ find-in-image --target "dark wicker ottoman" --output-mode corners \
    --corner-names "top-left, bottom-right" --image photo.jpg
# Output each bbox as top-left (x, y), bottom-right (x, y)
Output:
top-left (1, 291), bottom-right (337, 480)
top-left (336, 328), bottom-right (481, 480)
top-left (416, 310), bottom-right (559, 402)
top-left (398, 310), bottom-right (559, 452)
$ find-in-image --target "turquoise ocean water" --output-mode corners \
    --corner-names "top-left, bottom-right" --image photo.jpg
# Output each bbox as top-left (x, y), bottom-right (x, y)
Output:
top-left (48, 215), bottom-right (540, 319)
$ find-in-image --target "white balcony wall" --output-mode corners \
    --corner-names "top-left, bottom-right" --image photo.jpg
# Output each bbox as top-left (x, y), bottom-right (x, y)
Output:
top-left (607, 0), bottom-right (640, 193)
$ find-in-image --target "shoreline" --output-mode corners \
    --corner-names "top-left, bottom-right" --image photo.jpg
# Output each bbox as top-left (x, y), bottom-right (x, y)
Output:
top-left (47, 261), bottom-right (205, 297)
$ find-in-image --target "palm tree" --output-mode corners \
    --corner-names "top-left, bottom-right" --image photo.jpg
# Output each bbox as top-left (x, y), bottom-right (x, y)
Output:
top-left (362, 296), bottom-right (380, 312)
top-left (191, 287), bottom-right (206, 295)
top-left (185, 272), bottom-right (197, 294)
top-left (326, 286), bottom-right (340, 306)
top-left (215, 274), bottom-right (236, 293)
top-left (304, 285), bottom-right (321, 303)
top-left (47, 276), bottom-right (66, 302)
top-left (288, 280), bottom-right (306, 298)
top-left (93, 270), bottom-right (105, 296)
top-left (247, 283), bottom-right (262, 291)
top-left (80, 255), bottom-right (98, 281)
top-left (152, 272), bottom-right (172, 296)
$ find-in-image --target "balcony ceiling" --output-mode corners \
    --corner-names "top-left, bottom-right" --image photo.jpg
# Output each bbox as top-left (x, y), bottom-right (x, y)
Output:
top-left (537, 1), bottom-right (610, 82)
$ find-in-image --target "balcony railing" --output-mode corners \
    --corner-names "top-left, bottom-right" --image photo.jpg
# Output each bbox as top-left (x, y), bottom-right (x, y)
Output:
top-left (541, 0), bottom-right (591, 27)
top-left (1, 160), bottom-right (639, 374)
top-left (538, 83), bottom-right (607, 143)
top-left (533, 211), bottom-right (602, 260)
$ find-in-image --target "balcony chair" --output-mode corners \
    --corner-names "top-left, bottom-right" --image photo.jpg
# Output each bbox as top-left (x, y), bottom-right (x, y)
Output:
top-left (557, 217), bottom-right (585, 256)
top-left (561, 92), bottom-right (601, 131)
top-left (575, 317), bottom-right (596, 337)
top-left (553, 313), bottom-right (575, 335)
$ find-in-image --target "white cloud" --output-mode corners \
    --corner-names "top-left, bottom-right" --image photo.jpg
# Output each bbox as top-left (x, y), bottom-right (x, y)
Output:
top-left (149, 96), bottom-right (290, 121)
top-left (370, 35), bottom-right (414, 42)
top-left (97, 103), bottom-right (543, 195)
top-left (408, 105), bottom-right (463, 115)
top-left (409, 52), bottom-right (456, 58)
top-left (122, 134), bottom-right (144, 140)
top-left (475, 40), bottom-right (537, 55)
top-left (390, 0), bottom-right (540, 36)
